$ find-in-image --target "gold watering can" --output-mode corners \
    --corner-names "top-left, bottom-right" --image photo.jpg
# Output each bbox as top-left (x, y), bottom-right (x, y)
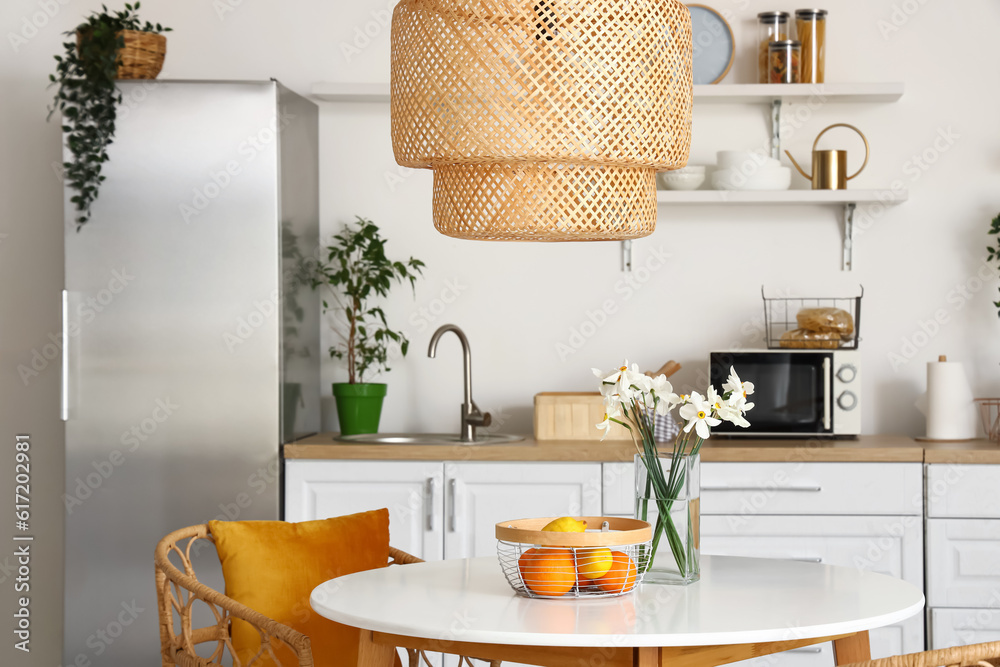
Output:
top-left (785, 123), bottom-right (870, 190)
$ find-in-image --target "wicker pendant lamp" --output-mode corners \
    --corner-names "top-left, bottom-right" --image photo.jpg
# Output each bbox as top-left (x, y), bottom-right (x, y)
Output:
top-left (390, 0), bottom-right (693, 241)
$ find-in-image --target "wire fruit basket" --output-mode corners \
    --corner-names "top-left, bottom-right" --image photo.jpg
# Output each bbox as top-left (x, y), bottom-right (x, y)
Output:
top-left (495, 517), bottom-right (652, 599)
top-left (976, 399), bottom-right (1000, 442)
top-left (762, 286), bottom-right (863, 350)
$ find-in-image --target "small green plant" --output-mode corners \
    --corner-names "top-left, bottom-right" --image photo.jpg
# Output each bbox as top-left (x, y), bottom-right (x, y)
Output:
top-left (313, 217), bottom-right (425, 384)
top-left (48, 3), bottom-right (171, 230)
top-left (989, 213), bottom-right (1000, 316)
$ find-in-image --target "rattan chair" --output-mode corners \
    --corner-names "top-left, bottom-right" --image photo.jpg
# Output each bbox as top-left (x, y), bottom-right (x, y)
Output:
top-left (839, 641), bottom-right (1000, 667)
top-left (155, 523), bottom-right (495, 667)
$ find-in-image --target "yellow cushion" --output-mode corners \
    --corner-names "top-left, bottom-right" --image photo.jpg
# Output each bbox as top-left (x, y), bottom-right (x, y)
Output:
top-left (210, 509), bottom-right (391, 667)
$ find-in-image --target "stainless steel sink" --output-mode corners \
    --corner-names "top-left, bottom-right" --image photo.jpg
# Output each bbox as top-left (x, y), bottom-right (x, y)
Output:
top-left (335, 432), bottom-right (525, 445)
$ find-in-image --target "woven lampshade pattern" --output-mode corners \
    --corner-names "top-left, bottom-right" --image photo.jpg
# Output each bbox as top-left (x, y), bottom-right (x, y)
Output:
top-left (390, 0), bottom-right (693, 241)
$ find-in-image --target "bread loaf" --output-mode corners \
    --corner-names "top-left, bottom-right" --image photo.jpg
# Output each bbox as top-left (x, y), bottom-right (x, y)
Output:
top-left (796, 307), bottom-right (854, 338)
top-left (779, 328), bottom-right (841, 349)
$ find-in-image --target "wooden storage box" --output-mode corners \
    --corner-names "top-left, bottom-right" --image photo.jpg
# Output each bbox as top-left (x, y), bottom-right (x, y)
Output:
top-left (534, 392), bottom-right (631, 441)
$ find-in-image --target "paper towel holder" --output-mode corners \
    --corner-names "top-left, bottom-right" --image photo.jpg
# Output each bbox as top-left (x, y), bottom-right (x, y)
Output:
top-left (916, 354), bottom-right (980, 443)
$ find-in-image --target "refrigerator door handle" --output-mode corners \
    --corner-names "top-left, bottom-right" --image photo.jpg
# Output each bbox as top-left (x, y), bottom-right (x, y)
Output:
top-left (61, 289), bottom-right (69, 421)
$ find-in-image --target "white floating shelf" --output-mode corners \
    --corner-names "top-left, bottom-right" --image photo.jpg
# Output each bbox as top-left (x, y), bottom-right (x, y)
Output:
top-left (312, 82), bottom-right (391, 102)
top-left (656, 189), bottom-right (908, 205)
top-left (311, 82), bottom-right (904, 104)
top-left (692, 82), bottom-right (904, 104)
top-left (656, 188), bottom-right (908, 272)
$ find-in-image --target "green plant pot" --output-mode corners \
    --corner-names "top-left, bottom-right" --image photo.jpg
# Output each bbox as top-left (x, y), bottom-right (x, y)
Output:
top-left (333, 383), bottom-right (387, 436)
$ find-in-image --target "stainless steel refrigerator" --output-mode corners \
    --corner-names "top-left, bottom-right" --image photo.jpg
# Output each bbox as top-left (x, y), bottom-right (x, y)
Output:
top-left (62, 80), bottom-right (319, 665)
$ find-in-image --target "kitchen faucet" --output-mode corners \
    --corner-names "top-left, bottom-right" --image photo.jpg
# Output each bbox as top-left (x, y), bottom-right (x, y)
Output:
top-left (428, 324), bottom-right (491, 442)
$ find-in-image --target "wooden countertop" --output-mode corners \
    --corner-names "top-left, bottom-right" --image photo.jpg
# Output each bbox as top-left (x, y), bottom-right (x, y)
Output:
top-left (283, 433), bottom-right (997, 463)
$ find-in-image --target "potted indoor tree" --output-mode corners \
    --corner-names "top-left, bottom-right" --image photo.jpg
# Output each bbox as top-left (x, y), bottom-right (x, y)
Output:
top-left (48, 3), bottom-right (171, 230)
top-left (314, 217), bottom-right (425, 435)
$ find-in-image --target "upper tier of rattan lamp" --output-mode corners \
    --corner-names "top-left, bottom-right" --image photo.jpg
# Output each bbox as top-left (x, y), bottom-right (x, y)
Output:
top-left (390, 0), bottom-right (693, 241)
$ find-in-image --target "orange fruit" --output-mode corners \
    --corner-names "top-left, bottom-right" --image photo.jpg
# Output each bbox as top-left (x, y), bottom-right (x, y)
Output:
top-left (595, 551), bottom-right (637, 594)
top-left (517, 548), bottom-right (576, 597)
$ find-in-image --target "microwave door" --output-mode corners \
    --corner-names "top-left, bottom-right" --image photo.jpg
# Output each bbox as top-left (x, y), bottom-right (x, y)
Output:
top-left (713, 353), bottom-right (832, 435)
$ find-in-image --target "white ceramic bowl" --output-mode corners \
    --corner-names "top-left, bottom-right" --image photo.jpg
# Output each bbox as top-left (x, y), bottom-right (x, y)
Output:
top-left (716, 150), bottom-right (782, 170)
top-left (710, 166), bottom-right (791, 191)
top-left (673, 165), bottom-right (707, 174)
top-left (658, 171), bottom-right (706, 191)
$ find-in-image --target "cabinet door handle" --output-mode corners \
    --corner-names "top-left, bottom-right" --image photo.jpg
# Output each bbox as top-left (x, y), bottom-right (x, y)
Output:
top-left (424, 478), bottom-right (434, 531)
top-left (789, 647), bottom-right (823, 654)
top-left (789, 556), bottom-right (823, 563)
top-left (702, 485), bottom-right (823, 492)
top-left (447, 479), bottom-right (457, 532)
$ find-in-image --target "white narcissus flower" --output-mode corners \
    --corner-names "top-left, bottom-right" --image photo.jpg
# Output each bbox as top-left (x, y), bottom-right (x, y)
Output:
top-left (717, 398), bottom-right (751, 428)
top-left (679, 391), bottom-right (721, 439)
top-left (706, 386), bottom-right (724, 416)
top-left (648, 375), bottom-right (679, 415)
top-left (723, 366), bottom-right (755, 402)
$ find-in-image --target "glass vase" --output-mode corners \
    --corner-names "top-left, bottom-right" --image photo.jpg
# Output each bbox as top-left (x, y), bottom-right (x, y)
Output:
top-left (634, 453), bottom-right (700, 585)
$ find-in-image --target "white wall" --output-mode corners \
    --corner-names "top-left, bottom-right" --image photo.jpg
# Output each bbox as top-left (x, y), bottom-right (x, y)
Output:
top-left (1, 1), bottom-right (998, 661)
top-left (319, 0), bottom-right (1000, 438)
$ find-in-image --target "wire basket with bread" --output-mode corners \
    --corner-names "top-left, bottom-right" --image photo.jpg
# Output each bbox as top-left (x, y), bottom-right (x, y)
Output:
top-left (762, 286), bottom-right (862, 350)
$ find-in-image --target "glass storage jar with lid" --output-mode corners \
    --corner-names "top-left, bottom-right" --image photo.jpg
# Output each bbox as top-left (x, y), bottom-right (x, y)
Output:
top-left (758, 11), bottom-right (792, 83)
top-left (768, 40), bottom-right (801, 83)
top-left (795, 9), bottom-right (827, 83)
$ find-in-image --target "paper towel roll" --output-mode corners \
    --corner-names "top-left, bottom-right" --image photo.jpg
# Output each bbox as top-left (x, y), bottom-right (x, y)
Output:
top-left (925, 357), bottom-right (978, 440)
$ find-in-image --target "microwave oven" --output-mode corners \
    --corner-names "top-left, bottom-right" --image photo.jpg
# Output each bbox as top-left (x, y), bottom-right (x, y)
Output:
top-left (709, 350), bottom-right (861, 438)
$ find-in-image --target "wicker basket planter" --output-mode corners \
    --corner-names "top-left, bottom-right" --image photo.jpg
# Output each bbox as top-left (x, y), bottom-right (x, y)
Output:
top-left (76, 28), bottom-right (166, 79)
top-left (496, 517), bottom-right (652, 599)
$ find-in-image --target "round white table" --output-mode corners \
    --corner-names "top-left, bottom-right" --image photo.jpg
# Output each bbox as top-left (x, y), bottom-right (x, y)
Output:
top-left (311, 555), bottom-right (924, 667)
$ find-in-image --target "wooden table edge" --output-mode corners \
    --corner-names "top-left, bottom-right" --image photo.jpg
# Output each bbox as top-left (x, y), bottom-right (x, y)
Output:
top-left (357, 629), bottom-right (872, 667)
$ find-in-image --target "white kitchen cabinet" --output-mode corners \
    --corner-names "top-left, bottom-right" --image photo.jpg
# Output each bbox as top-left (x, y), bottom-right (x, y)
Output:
top-left (604, 461), bottom-right (927, 667)
top-left (927, 519), bottom-right (1000, 608)
top-left (702, 514), bottom-right (925, 665)
top-left (930, 608), bottom-right (1000, 649)
top-left (926, 463), bottom-right (1000, 653)
top-left (285, 460), bottom-right (445, 561)
top-left (927, 465), bottom-right (1000, 519)
top-left (284, 460), bottom-right (601, 560)
top-left (444, 462), bottom-right (602, 559)
top-left (604, 462), bottom-right (923, 517)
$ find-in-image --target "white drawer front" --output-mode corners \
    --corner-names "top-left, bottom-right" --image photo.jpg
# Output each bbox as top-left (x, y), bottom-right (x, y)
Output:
top-left (701, 514), bottom-right (924, 588)
top-left (702, 514), bottom-right (925, 663)
top-left (927, 465), bottom-right (1000, 519)
top-left (927, 519), bottom-right (1000, 607)
top-left (931, 608), bottom-right (1000, 649)
top-left (603, 462), bottom-right (923, 517)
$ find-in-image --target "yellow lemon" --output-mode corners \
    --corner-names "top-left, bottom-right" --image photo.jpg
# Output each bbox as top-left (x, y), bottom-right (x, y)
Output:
top-left (576, 547), bottom-right (613, 580)
top-left (541, 517), bottom-right (587, 532)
